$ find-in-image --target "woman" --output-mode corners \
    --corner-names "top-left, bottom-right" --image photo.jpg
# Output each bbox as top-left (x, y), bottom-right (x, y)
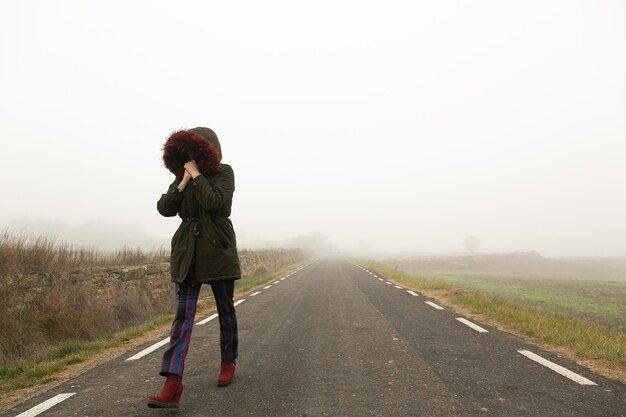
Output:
top-left (148, 127), bottom-right (241, 409)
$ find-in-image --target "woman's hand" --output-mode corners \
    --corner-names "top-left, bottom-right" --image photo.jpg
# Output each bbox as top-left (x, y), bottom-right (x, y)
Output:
top-left (177, 170), bottom-right (193, 191)
top-left (184, 160), bottom-right (201, 178)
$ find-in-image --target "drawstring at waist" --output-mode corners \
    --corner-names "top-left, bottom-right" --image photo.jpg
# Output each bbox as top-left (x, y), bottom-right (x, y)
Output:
top-left (182, 218), bottom-right (200, 236)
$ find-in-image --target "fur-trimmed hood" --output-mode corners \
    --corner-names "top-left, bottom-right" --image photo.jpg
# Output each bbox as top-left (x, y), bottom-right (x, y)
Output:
top-left (163, 127), bottom-right (222, 179)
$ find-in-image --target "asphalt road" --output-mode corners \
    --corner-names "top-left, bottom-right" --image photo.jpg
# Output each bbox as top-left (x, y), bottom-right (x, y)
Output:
top-left (5, 259), bottom-right (625, 417)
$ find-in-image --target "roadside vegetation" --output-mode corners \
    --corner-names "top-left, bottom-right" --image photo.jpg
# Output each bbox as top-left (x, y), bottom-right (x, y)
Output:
top-left (0, 231), bottom-right (308, 396)
top-left (383, 253), bottom-right (626, 333)
top-left (365, 259), bottom-right (626, 382)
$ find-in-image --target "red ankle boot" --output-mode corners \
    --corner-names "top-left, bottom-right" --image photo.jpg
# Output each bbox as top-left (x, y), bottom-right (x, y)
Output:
top-left (217, 360), bottom-right (236, 387)
top-left (147, 374), bottom-right (183, 408)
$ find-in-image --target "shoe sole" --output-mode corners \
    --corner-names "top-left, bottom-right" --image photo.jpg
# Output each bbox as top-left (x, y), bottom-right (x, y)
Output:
top-left (147, 400), bottom-right (179, 409)
top-left (217, 376), bottom-right (235, 387)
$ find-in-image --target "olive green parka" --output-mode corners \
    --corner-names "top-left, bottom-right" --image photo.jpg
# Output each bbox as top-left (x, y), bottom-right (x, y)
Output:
top-left (158, 127), bottom-right (241, 284)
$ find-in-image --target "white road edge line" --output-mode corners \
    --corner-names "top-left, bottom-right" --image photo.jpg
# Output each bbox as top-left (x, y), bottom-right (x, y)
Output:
top-left (456, 317), bottom-right (488, 333)
top-left (407, 290), bottom-right (419, 297)
top-left (197, 313), bottom-right (219, 326)
top-left (126, 338), bottom-right (170, 361)
top-left (15, 393), bottom-right (76, 417)
top-left (518, 350), bottom-right (596, 385)
top-left (425, 301), bottom-right (444, 310)
top-left (234, 299), bottom-right (246, 306)
top-left (393, 285), bottom-right (402, 289)
top-left (263, 285), bottom-right (272, 289)
top-left (250, 291), bottom-right (261, 296)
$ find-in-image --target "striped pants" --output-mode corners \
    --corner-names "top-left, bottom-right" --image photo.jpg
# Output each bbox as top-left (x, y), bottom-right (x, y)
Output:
top-left (160, 279), bottom-right (238, 377)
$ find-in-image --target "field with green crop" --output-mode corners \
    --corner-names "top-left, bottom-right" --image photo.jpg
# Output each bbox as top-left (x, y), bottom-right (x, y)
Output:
top-left (384, 252), bottom-right (626, 333)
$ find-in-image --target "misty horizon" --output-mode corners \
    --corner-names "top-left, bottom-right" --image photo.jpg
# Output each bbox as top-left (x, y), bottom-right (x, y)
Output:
top-left (2, 217), bottom-right (624, 260)
top-left (2, 1), bottom-right (625, 258)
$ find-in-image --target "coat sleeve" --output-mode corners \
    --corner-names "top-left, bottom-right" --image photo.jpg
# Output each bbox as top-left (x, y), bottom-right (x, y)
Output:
top-left (191, 166), bottom-right (234, 212)
top-left (157, 181), bottom-right (184, 217)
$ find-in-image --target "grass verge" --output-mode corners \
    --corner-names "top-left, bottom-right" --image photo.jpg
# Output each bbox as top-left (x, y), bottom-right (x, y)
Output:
top-left (418, 272), bottom-right (626, 333)
top-left (0, 260), bottom-right (309, 402)
top-left (0, 314), bottom-right (172, 394)
top-left (363, 261), bottom-right (626, 383)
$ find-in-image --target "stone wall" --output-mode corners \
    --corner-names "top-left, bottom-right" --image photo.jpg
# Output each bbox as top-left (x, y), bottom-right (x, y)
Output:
top-left (13, 248), bottom-right (307, 306)
top-left (81, 262), bottom-right (173, 301)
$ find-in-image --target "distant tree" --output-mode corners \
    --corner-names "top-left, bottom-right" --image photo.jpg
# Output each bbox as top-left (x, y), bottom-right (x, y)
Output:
top-left (464, 235), bottom-right (480, 255)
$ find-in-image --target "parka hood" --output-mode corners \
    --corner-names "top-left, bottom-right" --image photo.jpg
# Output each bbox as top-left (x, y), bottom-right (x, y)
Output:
top-left (163, 127), bottom-right (222, 179)
top-left (189, 127), bottom-right (221, 159)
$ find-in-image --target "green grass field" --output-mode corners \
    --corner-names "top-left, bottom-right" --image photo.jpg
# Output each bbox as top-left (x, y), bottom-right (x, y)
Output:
top-left (410, 271), bottom-right (626, 333)
top-left (384, 253), bottom-right (626, 333)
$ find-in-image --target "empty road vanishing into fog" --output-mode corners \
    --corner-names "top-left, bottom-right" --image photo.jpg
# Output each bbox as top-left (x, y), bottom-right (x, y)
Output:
top-left (5, 260), bottom-right (625, 417)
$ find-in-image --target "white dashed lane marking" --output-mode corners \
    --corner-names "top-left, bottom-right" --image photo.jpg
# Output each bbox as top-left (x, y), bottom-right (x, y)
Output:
top-left (126, 338), bottom-right (170, 361)
top-left (15, 393), bottom-right (76, 417)
top-left (456, 317), bottom-right (488, 333)
top-left (385, 281), bottom-right (393, 285)
top-left (273, 281), bottom-right (280, 284)
top-left (263, 285), bottom-right (272, 289)
top-left (425, 301), bottom-right (444, 310)
top-left (518, 350), bottom-right (596, 385)
top-left (234, 299), bottom-right (246, 306)
top-left (197, 313), bottom-right (218, 326)
top-left (378, 278), bottom-right (384, 281)
top-left (250, 291), bottom-right (261, 296)
top-left (406, 290), bottom-right (419, 297)
top-left (393, 285), bottom-right (402, 289)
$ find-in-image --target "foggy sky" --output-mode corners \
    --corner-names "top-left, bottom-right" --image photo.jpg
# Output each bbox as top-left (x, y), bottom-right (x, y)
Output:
top-left (1, 1), bottom-right (625, 256)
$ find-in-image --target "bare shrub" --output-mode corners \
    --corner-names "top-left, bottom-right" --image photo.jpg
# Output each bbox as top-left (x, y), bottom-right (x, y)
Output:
top-left (0, 229), bottom-right (168, 278)
top-left (0, 279), bottom-right (48, 361)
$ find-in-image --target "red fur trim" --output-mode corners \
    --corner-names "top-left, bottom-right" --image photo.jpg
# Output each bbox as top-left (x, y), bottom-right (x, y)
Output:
top-left (163, 130), bottom-right (221, 179)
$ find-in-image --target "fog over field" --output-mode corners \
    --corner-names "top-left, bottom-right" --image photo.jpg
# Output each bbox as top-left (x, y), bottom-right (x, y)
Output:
top-left (1, 1), bottom-right (625, 257)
